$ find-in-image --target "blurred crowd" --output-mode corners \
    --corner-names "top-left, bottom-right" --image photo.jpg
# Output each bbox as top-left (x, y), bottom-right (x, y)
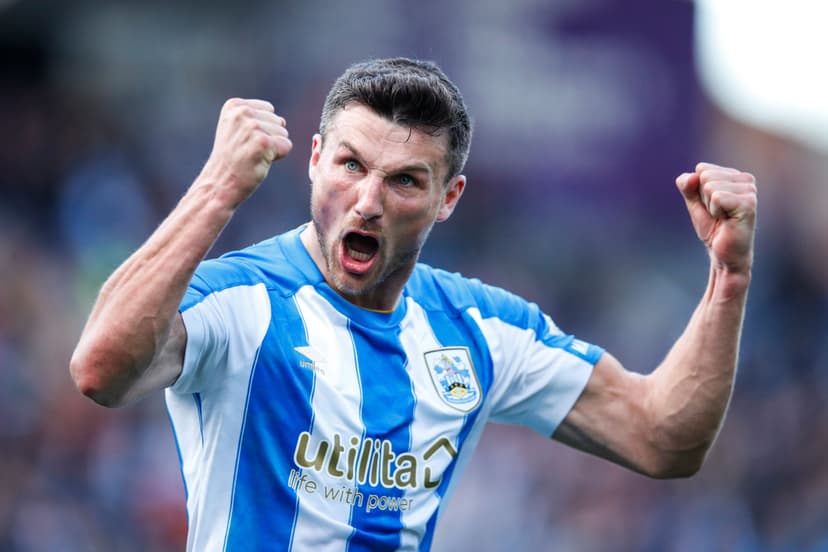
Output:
top-left (1, 1), bottom-right (827, 551)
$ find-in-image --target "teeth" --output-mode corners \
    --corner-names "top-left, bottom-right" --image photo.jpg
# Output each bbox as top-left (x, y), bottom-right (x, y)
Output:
top-left (347, 248), bottom-right (372, 262)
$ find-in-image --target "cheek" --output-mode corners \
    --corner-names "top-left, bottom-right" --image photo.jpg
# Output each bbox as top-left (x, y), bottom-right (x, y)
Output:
top-left (310, 186), bottom-right (333, 227)
top-left (391, 204), bottom-right (439, 240)
top-left (312, 177), bottom-right (344, 212)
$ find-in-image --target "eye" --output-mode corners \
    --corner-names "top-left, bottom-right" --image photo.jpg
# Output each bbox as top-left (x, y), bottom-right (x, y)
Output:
top-left (397, 174), bottom-right (415, 187)
top-left (345, 159), bottom-right (360, 172)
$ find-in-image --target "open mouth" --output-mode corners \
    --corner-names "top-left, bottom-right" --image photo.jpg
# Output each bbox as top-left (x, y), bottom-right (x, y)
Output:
top-left (342, 232), bottom-right (379, 270)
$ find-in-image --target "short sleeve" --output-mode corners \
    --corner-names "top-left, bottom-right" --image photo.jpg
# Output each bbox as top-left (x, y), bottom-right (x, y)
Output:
top-left (171, 268), bottom-right (272, 394)
top-left (471, 289), bottom-right (603, 437)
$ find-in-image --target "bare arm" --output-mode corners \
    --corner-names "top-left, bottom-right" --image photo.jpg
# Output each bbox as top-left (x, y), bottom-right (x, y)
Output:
top-left (70, 98), bottom-right (292, 407)
top-left (554, 162), bottom-right (757, 478)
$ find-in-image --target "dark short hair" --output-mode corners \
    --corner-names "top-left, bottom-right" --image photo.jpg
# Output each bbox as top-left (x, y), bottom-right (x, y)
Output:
top-left (319, 57), bottom-right (472, 181)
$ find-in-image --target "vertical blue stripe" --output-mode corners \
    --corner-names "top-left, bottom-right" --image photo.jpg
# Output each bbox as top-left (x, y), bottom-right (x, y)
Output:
top-left (419, 309), bottom-right (493, 551)
top-left (193, 393), bottom-right (204, 446)
top-left (223, 344), bottom-right (264, 551)
top-left (225, 295), bottom-right (316, 551)
top-left (346, 321), bottom-right (414, 552)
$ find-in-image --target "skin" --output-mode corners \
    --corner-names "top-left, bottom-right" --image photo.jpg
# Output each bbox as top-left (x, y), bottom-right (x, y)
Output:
top-left (70, 98), bottom-right (292, 406)
top-left (554, 163), bottom-right (757, 477)
top-left (302, 104), bottom-right (464, 311)
top-left (70, 96), bottom-right (758, 480)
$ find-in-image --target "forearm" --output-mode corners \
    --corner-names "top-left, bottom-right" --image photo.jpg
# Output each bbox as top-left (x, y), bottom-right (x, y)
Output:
top-left (556, 163), bottom-right (756, 478)
top-left (646, 263), bottom-right (750, 464)
top-left (71, 178), bottom-right (236, 402)
top-left (71, 99), bottom-right (291, 405)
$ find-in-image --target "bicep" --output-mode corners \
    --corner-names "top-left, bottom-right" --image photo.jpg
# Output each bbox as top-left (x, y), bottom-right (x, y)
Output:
top-left (552, 352), bottom-right (658, 476)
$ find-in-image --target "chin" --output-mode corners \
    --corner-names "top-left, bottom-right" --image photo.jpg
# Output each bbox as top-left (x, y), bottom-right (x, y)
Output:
top-left (330, 269), bottom-right (376, 297)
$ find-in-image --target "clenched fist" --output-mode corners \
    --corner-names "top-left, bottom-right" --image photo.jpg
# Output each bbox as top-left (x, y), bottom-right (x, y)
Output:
top-left (200, 98), bottom-right (293, 208)
top-left (676, 162), bottom-right (757, 275)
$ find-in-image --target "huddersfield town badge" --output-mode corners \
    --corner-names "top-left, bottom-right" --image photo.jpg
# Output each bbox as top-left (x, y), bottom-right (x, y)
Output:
top-left (424, 347), bottom-right (481, 412)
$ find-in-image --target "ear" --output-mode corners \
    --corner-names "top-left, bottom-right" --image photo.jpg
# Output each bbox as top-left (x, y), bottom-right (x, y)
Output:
top-left (308, 134), bottom-right (323, 182)
top-left (436, 175), bottom-right (466, 222)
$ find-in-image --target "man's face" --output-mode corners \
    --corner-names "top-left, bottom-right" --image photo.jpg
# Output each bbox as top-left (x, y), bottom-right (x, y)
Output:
top-left (304, 104), bottom-right (465, 311)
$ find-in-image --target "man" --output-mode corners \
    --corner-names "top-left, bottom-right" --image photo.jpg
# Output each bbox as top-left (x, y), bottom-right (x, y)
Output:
top-left (71, 58), bottom-right (757, 551)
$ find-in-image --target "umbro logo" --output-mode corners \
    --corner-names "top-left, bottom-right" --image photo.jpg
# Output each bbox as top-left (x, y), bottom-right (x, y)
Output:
top-left (294, 346), bottom-right (327, 376)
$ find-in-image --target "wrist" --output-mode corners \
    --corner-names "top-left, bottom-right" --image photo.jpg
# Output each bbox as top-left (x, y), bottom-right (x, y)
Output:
top-left (196, 156), bottom-right (263, 212)
top-left (709, 263), bottom-right (752, 303)
top-left (190, 170), bottom-right (246, 216)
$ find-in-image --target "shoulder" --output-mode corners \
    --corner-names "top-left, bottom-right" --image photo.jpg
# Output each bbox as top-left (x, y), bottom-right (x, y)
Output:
top-left (183, 227), bottom-right (318, 310)
top-left (407, 263), bottom-right (539, 328)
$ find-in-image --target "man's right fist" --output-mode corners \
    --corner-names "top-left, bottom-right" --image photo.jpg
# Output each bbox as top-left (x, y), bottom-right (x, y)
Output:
top-left (200, 98), bottom-right (293, 207)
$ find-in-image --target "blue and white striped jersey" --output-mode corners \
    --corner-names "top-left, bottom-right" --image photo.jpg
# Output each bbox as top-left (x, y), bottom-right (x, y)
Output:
top-left (166, 225), bottom-right (603, 551)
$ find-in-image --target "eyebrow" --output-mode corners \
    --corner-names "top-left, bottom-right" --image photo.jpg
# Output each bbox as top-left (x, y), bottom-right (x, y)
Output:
top-left (337, 141), bottom-right (434, 177)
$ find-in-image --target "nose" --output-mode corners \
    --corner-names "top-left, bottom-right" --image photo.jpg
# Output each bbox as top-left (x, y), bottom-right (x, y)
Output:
top-left (354, 175), bottom-right (384, 221)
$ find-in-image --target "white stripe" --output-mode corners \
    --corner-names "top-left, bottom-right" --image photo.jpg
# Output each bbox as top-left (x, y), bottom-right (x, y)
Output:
top-left (394, 299), bottom-right (491, 550)
top-left (166, 283), bottom-right (271, 552)
top-left (289, 286), bottom-right (364, 552)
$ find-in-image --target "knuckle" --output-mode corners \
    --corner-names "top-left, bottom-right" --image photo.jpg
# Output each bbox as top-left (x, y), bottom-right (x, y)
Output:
top-left (701, 180), bottom-right (716, 195)
top-left (226, 103), bottom-right (257, 125)
top-left (699, 169), bottom-right (718, 184)
top-left (257, 134), bottom-right (274, 151)
top-left (238, 105), bottom-right (255, 120)
top-left (241, 113), bottom-right (256, 128)
top-left (237, 117), bottom-right (260, 138)
top-left (224, 97), bottom-right (243, 111)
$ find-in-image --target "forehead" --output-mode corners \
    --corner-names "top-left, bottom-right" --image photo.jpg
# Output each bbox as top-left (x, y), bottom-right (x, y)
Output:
top-left (325, 104), bottom-right (450, 176)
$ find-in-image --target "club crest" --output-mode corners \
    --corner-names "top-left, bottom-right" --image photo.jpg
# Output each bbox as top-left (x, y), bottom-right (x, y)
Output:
top-left (423, 347), bottom-right (481, 412)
